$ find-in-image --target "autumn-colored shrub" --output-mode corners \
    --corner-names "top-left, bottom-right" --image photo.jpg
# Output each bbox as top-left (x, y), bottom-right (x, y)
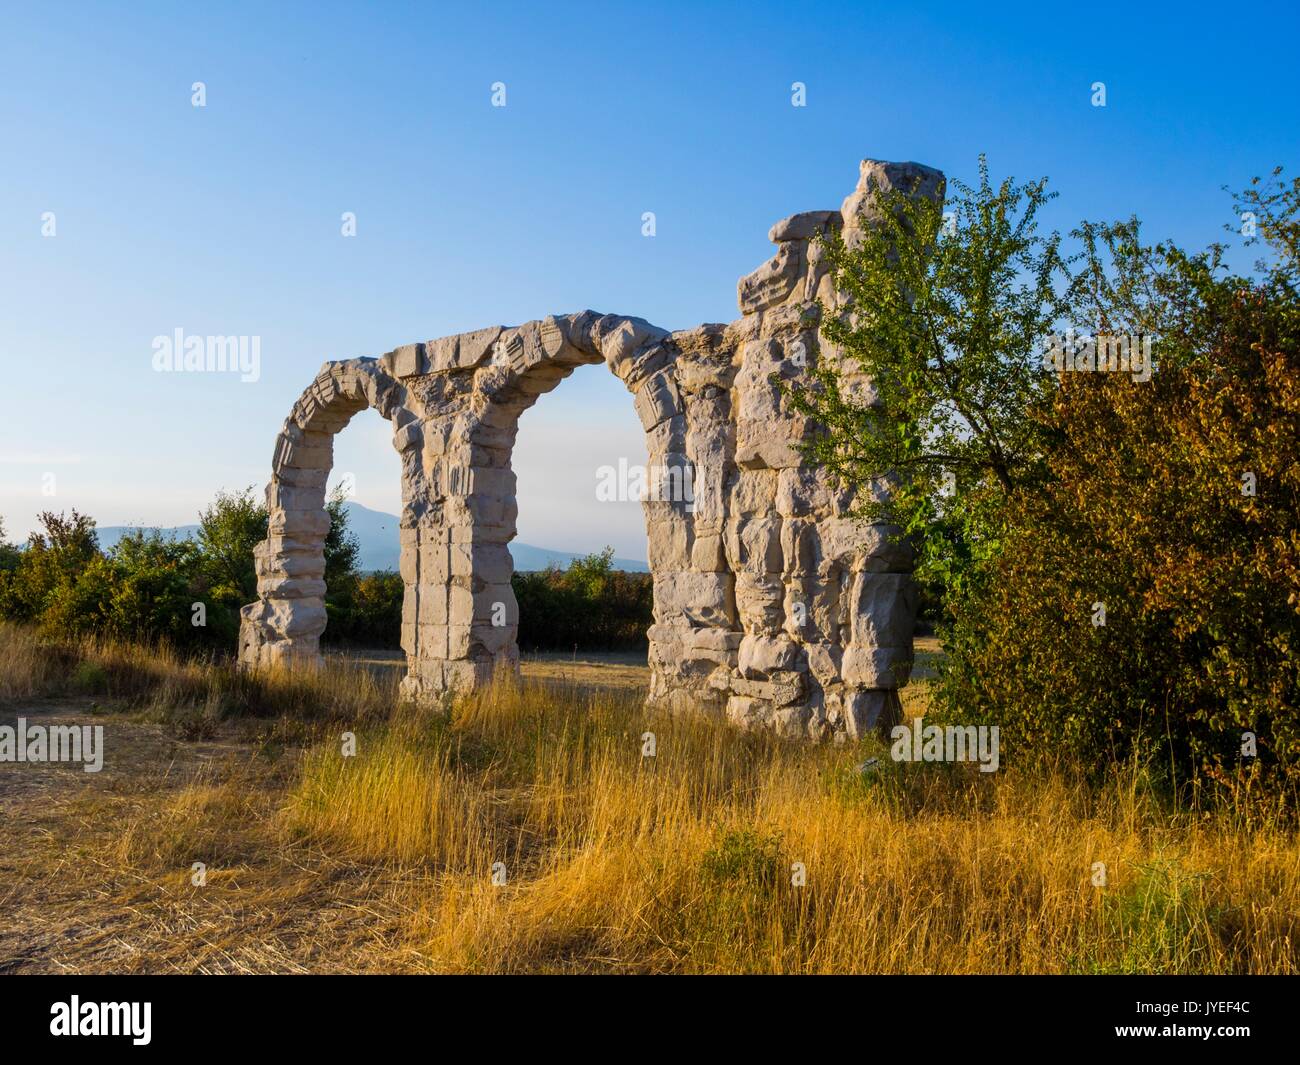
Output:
top-left (939, 261), bottom-right (1300, 792)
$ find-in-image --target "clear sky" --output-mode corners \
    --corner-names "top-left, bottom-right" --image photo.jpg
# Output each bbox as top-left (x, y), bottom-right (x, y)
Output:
top-left (1, 1), bottom-right (1296, 557)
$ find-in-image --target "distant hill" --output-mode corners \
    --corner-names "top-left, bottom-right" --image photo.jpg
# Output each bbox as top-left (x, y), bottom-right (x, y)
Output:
top-left (95, 501), bottom-right (649, 573)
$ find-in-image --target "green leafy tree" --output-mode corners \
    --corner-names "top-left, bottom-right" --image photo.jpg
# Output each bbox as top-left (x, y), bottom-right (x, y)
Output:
top-left (784, 156), bottom-right (1077, 614)
top-left (0, 510), bottom-right (101, 622)
top-left (105, 531), bottom-right (209, 646)
top-left (784, 153), bottom-right (1300, 789)
top-left (0, 518), bottom-right (19, 573)
top-left (513, 548), bottom-right (652, 653)
top-left (564, 546), bottom-right (615, 599)
top-left (324, 489), bottom-right (361, 590)
top-left (197, 487), bottom-right (267, 604)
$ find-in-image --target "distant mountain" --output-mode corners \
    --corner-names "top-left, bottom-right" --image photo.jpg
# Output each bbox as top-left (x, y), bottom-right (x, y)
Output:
top-left (95, 501), bottom-right (649, 573)
top-left (96, 522), bottom-right (200, 548)
top-left (508, 541), bottom-right (649, 575)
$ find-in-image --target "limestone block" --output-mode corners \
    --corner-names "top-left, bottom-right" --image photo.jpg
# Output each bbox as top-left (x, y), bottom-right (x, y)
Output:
top-left (687, 461), bottom-right (726, 532)
top-left (466, 493), bottom-right (517, 528)
top-left (804, 642), bottom-right (842, 687)
top-left (781, 518), bottom-right (819, 577)
top-left (473, 583), bottom-right (516, 626)
top-left (684, 390), bottom-right (733, 448)
top-left (841, 645), bottom-right (913, 689)
top-left (772, 703), bottom-right (813, 739)
top-left (597, 316), bottom-right (670, 380)
top-left (275, 434), bottom-right (333, 472)
top-left (690, 629), bottom-right (743, 652)
top-left (734, 425), bottom-right (804, 471)
top-left (414, 623), bottom-right (447, 659)
top-left (264, 598), bottom-right (327, 639)
top-left (644, 414), bottom-right (687, 461)
top-left (446, 658), bottom-right (494, 689)
top-left (471, 543), bottom-right (514, 586)
top-left (843, 689), bottom-right (903, 739)
top-left (448, 584), bottom-right (474, 627)
top-left (424, 335), bottom-right (460, 373)
top-left (457, 326), bottom-right (504, 370)
top-left (633, 369), bottom-right (682, 431)
top-left (447, 624), bottom-right (473, 659)
top-left (653, 571), bottom-right (736, 629)
top-left (257, 534), bottom-right (325, 559)
top-left (776, 466), bottom-right (849, 518)
top-left (392, 423), bottom-right (422, 453)
top-left (734, 573), bottom-right (784, 634)
top-left (270, 509), bottom-right (331, 537)
top-left (691, 533), bottom-right (726, 571)
top-left (256, 576), bottom-right (327, 600)
top-left (726, 515), bottom-right (783, 576)
top-left (399, 543), bottom-right (418, 583)
top-left (728, 469), bottom-right (778, 516)
top-left (419, 541), bottom-right (451, 583)
top-left (840, 159), bottom-right (946, 249)
top-left (738, 634), bottom-right (801, 678)
top-left (275, 466), bottom-right (330, 490)
top-left (676, 356), bottom-right (737, 393)
top-left (817, 518), bottom-right (913, 574)
top-left (417, 587), bottom-right (448, 626)
top-left (726, 696), bottom-right (766, 729)
top-left (848, 572), bottom-right (917, 648)
top-left (646, 513), bottom-right (691, 571)
top-left (472, 621), bottom-right (515, 656)
top-left (737, 243), bottom-right (803, 314)
top-left (390, 343), bottom-right (428, 378)
top-left (255, 548), bottom-right (323, 581)
top-left (782, 577), bottom-right (840, 643)
top-left (731, 672), bottom-right (805, 706)
top-left (514, 364), bottom-right (571, 397)
top-left (468, 465), bottom-right (516, 500)
top-left (768, 210), bottom-right (841, 244)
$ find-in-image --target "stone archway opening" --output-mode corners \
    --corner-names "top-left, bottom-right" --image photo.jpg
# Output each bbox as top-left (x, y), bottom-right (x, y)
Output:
top-left (509, 359), bottom-right (654, 658)
top-left (237, 357), bottom-right (419, 670)
top-left (241, 157), bottom-right (943, 741)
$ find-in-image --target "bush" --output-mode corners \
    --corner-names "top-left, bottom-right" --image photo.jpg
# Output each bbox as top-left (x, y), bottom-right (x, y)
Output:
top-left (937, 189), bottom-right (1300, 791)
top-left (323, 570), bottom-right (404, 647)
top-left (0, 489), bottom-right (364, 657)
top-left (513, 548), bottom-right (652, 653)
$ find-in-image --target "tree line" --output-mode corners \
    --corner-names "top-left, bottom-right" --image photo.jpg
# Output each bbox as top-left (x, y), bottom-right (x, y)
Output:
top-left (0, 494), bottom-right (652, 655)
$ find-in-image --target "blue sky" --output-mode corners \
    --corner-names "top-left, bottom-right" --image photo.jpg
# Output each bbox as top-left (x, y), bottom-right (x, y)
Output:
top-left (1, 1), bottom-right (1296, 557)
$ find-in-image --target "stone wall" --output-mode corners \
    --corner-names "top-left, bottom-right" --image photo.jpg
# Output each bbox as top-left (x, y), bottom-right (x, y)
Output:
top-left (239, 157), bottom-right (945, 740)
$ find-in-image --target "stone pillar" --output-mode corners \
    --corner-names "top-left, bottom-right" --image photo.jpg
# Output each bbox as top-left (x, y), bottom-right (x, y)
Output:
top-left (238, 359), bottom-right (410, 671)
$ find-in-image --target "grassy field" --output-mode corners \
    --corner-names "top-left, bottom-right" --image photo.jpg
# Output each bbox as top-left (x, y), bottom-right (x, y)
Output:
top-left (1, 622), bottom-right (1296, 974)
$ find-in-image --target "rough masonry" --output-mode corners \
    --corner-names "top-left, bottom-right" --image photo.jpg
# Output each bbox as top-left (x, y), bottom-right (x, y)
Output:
top-left (239, 157), bottom-right (945, 740)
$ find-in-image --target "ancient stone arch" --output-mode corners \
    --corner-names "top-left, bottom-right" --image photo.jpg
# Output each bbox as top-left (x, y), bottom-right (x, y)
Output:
top-left (239, 157), bottom-right (944, 740)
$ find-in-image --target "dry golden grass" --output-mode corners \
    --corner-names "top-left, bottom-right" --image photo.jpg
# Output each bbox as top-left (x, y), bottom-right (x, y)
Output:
top-left (2, 622), bottom-right (1297, 974)
top-left (293, 683), bottom-right (1300, 974)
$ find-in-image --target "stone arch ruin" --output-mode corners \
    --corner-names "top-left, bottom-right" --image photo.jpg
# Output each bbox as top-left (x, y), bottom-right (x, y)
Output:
top-left (239, 157), bottom-right (945, 740)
